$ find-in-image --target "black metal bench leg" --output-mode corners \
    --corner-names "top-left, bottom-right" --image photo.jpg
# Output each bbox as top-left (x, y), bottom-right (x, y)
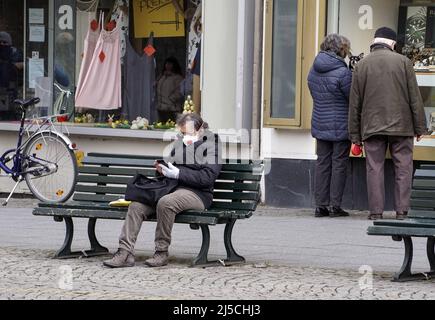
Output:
top-left (393, 236), bottom-right (414, 282)
top-left (54, 217), bottom-right (77, 259)
top-left (427, 237), bottom-right (435, 273)
top-left (191, 225), bottom-right (211, 267)
top-left (224, 219), bottom-right (245, 265)
top-left (84, 218), bottom-right (109, 257)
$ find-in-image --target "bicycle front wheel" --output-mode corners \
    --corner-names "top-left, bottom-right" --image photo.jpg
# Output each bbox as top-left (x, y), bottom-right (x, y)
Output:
top-left (24, 132), bottom-right (77, 203)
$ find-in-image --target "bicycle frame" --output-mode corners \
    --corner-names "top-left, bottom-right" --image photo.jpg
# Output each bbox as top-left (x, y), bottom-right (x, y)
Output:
top-left (0, 105), bottom-right (75, 179)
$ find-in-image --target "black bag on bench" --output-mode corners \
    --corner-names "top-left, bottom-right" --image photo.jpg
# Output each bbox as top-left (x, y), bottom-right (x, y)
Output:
top-left (125, 174), bottom-right (179, 206)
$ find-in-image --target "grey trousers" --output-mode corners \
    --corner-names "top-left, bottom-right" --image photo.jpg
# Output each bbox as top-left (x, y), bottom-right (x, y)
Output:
top-left (364, 136), bottom-right (414, 214)
top-left (119, 188), bottom-right (205, 254)
top-left (315, 139), bottom-right (351, 208)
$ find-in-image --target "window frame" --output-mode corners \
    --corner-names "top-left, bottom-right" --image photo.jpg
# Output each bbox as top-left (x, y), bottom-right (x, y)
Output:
top-left (263, 0), bottom-right (304, 128)
top-left (263, 0), bottom-right (327, 130)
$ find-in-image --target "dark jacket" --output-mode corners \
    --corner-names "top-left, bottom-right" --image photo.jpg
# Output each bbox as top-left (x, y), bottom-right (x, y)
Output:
top-left (170, 131), bottom-right (222, 209)
top-left (349, 44), bottom-right (427, 143)
top-left (308, 51), bottom-right (353, 142)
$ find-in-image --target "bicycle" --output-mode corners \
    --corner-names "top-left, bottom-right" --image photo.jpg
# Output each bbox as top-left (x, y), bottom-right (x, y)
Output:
top-left (0, 97), bottom-right (78, 206)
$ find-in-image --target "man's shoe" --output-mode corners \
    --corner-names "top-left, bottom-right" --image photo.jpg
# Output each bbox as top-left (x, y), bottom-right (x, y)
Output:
top-left (396, 212), bottom-right (408, 220)
top-left (315, 207), bottom-right (330, 218)
top-left (103, 248), bottom-right (135, 268)
top-left (144, 251), bottom-right (169, 268)
top-left (330, 207), bottom-right (350, 218)
top-left (368, 214), bottom-right (383, 221)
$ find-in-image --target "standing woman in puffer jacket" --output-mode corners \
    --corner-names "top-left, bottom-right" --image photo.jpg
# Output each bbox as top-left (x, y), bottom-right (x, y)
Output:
top-left (308, 34), bottom-right (353, 218)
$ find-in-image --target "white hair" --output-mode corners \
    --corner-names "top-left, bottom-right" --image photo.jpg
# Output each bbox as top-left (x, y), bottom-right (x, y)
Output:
top-left (373, 37), bottom-right (396, 50)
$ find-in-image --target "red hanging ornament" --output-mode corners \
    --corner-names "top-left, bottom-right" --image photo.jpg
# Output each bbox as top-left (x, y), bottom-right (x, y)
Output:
top-left (144, 45), bottom-right (156, 57)
top-left (90, 19), bottom-right (98, 31)
top-left (99, 51), bottom-right (106, 63)
top-left (106, 20), bottom-right (117, 31)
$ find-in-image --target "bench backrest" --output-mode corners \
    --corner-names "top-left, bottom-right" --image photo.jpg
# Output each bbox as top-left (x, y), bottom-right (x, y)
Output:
top-left (74, 153), bottom-right (263, 213)
top-left (410, 167), bottom-right (435, 219)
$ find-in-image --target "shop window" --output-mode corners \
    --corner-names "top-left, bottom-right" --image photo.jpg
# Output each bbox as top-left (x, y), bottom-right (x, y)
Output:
top-left (0, 1), bottom-right (25, 121)
top-left (0, 0), bottom-right (201, 133)
top-left (263, 0), bottom-right (303, 128)
top-left (263, 0), bottom-right (324, 129)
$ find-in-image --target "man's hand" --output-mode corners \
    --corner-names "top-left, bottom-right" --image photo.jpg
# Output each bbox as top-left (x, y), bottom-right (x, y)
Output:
top-left (416, 135), bottom-right (423, 142)
top-left (159, 163), bottom-right (180, 180)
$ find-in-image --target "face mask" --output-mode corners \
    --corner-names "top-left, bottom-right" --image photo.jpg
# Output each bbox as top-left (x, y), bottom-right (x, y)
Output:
top-left (183, 134), bottom-right (199, 146)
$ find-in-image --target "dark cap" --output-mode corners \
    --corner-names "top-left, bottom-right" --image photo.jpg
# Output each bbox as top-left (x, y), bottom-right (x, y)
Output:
top-left (374, 27), bottom-right (397, 41)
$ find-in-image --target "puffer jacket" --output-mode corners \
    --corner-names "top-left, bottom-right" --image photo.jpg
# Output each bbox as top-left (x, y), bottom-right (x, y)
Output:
top-left (168, 130), bottom-right (222, 209)
top-left (308, 51), bottom-right (352, 141)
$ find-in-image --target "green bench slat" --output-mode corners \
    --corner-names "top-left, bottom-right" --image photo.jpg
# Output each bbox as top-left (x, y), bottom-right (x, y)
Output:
top-left (213, 192), bottom-right (259, 201)
top-left (75, 185), bottom-right (126, 195)
top-left (73, 193), bottom-right (121, 202)
top-left (82, 157), bottom-right (156, 167)
top-left (367, 225), bottom-right (435, 237)
top-left (33, 207), bottom-right (219, 225)
top-left (214, 182), bottom-right (259, 192)
top-left (408, 210), bottom-right (435, 219)
top-left (411, 190), bottom-right (435, 199)
top-left (373, 219), bottom-right (435, 229)
top-left (79, 166), bottom-right (261, 182)
top-left (75, 185), bottom-right (259, 201)
top-left (79, 167), bottom-right (156, 176)
top-left (420, 165), bottom-right (435, 170)
top-left (76, 176), bottom-right (259, 192)
top-left (410, 199), bottom-right (435, 209)
top-left (414, 170), bottom-right (435, 179)
top-left (77, 175), bottom-right (132, 185)
top-left (413, 179), bottom-right (435, 190)
top-left (84, 155), bottom-right (262, 173)
top-left (211, 201), bottom-right (257, 211)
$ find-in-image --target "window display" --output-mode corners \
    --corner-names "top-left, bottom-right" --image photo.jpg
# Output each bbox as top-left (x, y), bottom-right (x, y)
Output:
top-left (0, 0), bottom-right (203, 134)
top-left (330, 0), bottom-right (435, 160)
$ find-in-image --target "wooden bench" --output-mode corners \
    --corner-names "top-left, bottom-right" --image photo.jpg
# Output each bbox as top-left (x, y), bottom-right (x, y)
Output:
top-left (367, 165), bottom-right (435, 282)
top-left (32, 153), bottom-right (263, 267)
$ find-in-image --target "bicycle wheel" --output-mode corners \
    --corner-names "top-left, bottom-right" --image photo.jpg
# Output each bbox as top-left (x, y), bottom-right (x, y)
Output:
top-left (23, 132), bottom-right (77, 203)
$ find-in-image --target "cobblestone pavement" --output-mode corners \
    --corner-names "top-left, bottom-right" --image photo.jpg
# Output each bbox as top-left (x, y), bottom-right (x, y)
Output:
top-left (1, 247), bottom-right (435, 300)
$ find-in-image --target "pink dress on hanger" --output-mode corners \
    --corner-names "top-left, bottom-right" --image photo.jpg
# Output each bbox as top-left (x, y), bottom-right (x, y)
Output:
top-left (75, 13), bottom-right (122, 110)
top-left (75, 12), bottom-right (101, 105)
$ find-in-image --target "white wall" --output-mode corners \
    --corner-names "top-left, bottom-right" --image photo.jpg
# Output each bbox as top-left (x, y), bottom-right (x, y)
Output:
top-left (201, 0), bottom-right (238, 130)
top-left (261, 128), bottom-right (317, 160)
top-left (338, 0), bottom-right (401, 56)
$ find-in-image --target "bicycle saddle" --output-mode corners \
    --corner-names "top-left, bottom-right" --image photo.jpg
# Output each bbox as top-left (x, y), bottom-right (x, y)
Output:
top-left (14, 97), bottom-right (41, 109)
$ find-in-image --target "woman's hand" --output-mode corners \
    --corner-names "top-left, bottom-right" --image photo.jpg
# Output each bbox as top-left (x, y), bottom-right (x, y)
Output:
top-left (159, 163), bottom-right (180, 180)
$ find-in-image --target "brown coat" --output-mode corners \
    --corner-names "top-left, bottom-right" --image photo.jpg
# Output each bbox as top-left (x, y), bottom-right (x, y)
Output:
top-left (349, 45), bottom-right (427, 143)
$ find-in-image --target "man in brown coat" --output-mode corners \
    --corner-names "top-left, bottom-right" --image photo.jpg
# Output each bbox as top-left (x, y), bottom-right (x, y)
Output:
top-left (349, 27), bottom-right (428, 221)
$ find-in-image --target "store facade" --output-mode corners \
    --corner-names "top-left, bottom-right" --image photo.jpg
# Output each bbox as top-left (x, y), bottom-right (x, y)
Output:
top-left (1, 0), bottom-right (434, 210)
top-left (0, 0), bottom-right (259, 194)
top-left (263, 0), bottom-right (435, 209)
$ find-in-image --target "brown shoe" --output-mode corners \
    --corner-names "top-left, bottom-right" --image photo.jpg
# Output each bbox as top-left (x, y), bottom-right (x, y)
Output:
top-left (396, 212), bottom-right (408, 220)
top-left (368, 214), bottom-right (383, 221)
top-left (103, 248), bottom-right (135, 268)
top-left (144, 251), bottom-right (169, 268)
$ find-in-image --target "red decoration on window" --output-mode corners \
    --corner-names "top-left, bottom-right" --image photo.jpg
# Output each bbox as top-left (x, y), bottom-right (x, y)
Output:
top-left (90, 19), bottom-right (98, 31)
top-left (106, 20), bottom-right (117, 31)
top-left (99, 51), bottom-right (106, 63)
top-left (144, 45), bottom-right (156, 57)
